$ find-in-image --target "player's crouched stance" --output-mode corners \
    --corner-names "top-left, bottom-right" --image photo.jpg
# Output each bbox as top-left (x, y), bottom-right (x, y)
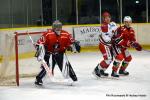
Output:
top-left (34, 20), bottom-right (80, 86)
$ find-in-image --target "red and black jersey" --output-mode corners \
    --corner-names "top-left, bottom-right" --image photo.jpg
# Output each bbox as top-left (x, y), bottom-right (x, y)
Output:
top-left (37, 29), bottom-right (74, 53)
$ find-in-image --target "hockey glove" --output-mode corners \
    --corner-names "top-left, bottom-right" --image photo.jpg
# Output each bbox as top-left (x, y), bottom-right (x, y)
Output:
top-left (74, 41), bottom-right (81, 53)
top-left (35, 44), bottom-right (45, 61)
top-left (131, 42), bottom-right (142, 51)
top-left (69, 41), bottom-right (81, 53)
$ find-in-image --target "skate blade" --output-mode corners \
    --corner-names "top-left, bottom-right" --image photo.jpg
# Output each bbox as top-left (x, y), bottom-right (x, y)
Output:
top-left (110, 76), bottom-right (120, 80)
top-left (119, 74), bottom-right (129, 76)
top-left (92, 71), bottom-right (108, 79)
top-left (92, 71), bottom-right (100, 79)
top-left (92, 71), bottom-right (121, 80)
top-left (34, 84), bottom-right (45, 88)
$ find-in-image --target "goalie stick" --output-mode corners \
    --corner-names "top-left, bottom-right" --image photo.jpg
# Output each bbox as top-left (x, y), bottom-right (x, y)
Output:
top-left (27, 32), bottom-right (53, 78)
top-left (64, 53), bottom-right (77, 81)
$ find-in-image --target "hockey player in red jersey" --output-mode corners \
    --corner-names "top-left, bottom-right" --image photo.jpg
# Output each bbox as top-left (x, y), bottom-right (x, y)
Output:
top-left (34, 20), bottom-right (80, 86)
top-left (93, 11), bottom-right (124, 78)
top-left (114, 16), bottom-right (142, 76)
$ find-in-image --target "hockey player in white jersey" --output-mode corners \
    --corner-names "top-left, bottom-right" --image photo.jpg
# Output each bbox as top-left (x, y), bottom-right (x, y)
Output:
top-left (93, 11), bottom-right (124, 78)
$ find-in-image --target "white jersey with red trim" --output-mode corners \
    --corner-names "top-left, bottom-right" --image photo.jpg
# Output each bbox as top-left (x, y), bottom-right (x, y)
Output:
top-left (99, 22), bottom-right (117, 46)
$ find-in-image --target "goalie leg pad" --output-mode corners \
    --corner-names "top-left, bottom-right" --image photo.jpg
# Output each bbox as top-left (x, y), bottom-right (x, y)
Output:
top-left (67, 61), bottom-right (77, 81)
top-left (52, 53), bottom-right (77, 82)
top-left (36, 53), bottom-right (50, 81)
top-left (36, 66), bottom-right (46, 83)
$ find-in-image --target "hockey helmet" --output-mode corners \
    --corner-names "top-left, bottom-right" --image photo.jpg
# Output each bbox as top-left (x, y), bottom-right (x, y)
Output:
top-left (123, 16), bottom-right (132, 22)
top-left (52, 20), bottom-right (62, 35)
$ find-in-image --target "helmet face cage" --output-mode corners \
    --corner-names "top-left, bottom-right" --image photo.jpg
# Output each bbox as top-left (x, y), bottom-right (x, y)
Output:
top-left (52, 20), bottom-right (62, 35)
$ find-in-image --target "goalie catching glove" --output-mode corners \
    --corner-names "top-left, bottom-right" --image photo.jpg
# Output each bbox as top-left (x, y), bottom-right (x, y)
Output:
top-left (68, 41), bottom-right (81, 53)
top-left (35, 44), bottom-right (45, 62)
top-left (73, 41), bottom-right (81, 53)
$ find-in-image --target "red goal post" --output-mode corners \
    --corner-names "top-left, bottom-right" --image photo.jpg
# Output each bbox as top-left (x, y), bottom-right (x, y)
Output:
top-left (14, 31), bottom-right (45, 86)
top-left (0, 31), bottom-right (45, 86)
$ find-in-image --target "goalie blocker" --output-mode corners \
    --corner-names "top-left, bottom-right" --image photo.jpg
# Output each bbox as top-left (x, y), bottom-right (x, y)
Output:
top-left (35, 20), bottom-right (79, 86)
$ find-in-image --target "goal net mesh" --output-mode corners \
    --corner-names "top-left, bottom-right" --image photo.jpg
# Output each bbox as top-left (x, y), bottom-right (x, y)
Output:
top-left (0, 34), bottom-right (16, 86)
top-left (0, 31), bottom-right (44, 86)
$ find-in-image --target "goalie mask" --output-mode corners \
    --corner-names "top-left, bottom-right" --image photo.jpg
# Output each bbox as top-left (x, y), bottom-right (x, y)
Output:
top-left (52, 20), bottom-right (62, 35)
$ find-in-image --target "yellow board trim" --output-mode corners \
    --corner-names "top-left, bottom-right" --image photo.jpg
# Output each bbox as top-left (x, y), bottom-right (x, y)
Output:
top-left (0, 45), bottom-right (150, 63)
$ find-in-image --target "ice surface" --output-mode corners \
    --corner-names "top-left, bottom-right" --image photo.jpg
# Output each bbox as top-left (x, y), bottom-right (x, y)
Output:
top-left (0, 51), bottom-right (150, 100)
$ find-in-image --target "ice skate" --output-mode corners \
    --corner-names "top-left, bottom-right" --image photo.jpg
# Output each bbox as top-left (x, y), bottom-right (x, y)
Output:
top-left (35, 78), bottom-right (43, 86)
top-left (111, 71), bottom-right (119, 78)
top-left (119, 70), bottom-right (129, 76)
top-left (92, 66), bottom-right (101, 78)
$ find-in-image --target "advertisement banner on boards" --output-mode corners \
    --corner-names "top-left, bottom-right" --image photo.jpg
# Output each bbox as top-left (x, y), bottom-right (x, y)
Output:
top-left (73, 26), bottom-right (100, 46)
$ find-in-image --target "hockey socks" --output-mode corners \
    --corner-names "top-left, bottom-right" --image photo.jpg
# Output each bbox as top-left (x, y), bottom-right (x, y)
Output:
top-left (119, 61), bottom-right (129, 75)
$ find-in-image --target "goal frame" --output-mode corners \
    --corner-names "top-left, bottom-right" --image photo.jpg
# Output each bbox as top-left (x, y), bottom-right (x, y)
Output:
top-left (14, 31), bottom-right (44, 86)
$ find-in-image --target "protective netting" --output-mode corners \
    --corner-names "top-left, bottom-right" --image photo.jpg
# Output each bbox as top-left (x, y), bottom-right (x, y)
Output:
top-left (0, 34), bottom-right (16, 86)
top-left (0, 32), bottom-right (43, 86)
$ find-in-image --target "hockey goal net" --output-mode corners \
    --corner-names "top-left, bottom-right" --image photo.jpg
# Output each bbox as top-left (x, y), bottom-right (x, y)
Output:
top-left (0, 31), bottom-right (45, 86)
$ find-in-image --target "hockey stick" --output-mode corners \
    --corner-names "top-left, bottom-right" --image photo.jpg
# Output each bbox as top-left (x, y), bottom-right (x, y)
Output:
top-left (27, 32), bottom-right (34, 45)
top-left (64, 53), bottom-right (77, 81)
top-left (27, 32), bottom-right (54, 79)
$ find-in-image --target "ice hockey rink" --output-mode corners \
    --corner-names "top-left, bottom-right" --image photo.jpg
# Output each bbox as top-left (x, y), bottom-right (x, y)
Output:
top-left (0, 51), bottom-right (150, 100)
